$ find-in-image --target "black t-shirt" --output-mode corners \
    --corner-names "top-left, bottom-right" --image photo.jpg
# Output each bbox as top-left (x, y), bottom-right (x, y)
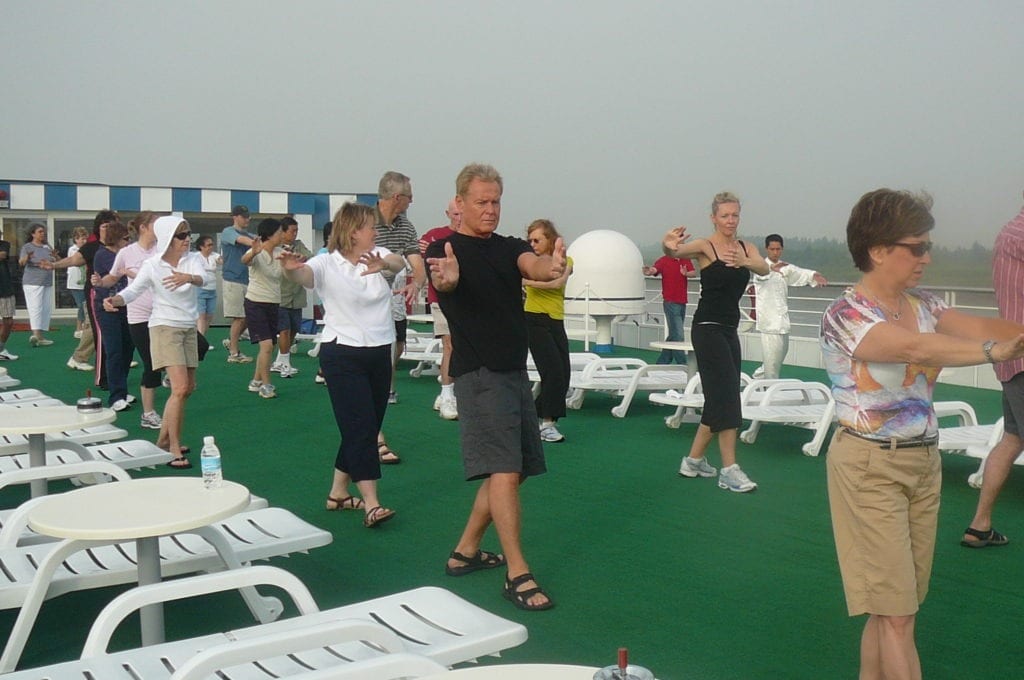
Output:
top-left (0, 241), bottom-right (12, 297)
top-left (426, 232), bottom-right (532, 377)
top-left (78, 240), bottom-right (102, 294)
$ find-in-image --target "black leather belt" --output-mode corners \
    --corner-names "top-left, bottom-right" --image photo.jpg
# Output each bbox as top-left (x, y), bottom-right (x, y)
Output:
top-left (842, 428), bottom-right (938, 449)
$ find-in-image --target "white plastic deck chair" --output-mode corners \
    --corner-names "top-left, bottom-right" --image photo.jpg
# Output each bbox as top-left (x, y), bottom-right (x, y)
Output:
top-left (0, 565), bottom-right (527, 679)
top-left (564, 357), bottom-right (688, 417)
top-left (739, 380), bottom-right (836, 456)
top-left (408, 337), bottom-right (444, 378)
top-left (935, 400), bottom-right (1011, 488)
top-left (0, 509), bottom-right (334, 672)
top-left (0, 439), bottom-right (172, 484)
top-left (0, 424), bottom-right (129, 457)
top-left (648, 373), bottom-right (754, 428)
top-left (0, 367), bottom-right (20, 390)
top-left (0, 389), bottom-right (49, 404)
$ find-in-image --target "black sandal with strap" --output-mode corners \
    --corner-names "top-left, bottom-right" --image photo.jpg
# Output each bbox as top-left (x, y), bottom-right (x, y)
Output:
top-left (446, 549), bottom-right (506, 576)
top-left (961, 526), bottom-right (1010, 548)
top-left (503, 572), bottom-right (554, 611)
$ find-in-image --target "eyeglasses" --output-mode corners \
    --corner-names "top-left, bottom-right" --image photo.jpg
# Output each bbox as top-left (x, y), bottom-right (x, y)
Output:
top-left (173, 231), bottom-right (191, 241)
top-left (528, 238), bottom-right (542, 244)
top-left (892, 241), bottom-right (932, 257)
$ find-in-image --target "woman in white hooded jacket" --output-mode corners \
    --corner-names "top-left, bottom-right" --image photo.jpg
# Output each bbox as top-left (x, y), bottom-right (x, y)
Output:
top-left (105, 216), bottom-right (211, 468)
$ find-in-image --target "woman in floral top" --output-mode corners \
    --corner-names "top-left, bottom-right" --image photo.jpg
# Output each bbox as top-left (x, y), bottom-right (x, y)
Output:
top-left (820, 189), bottom-right (1024, 680)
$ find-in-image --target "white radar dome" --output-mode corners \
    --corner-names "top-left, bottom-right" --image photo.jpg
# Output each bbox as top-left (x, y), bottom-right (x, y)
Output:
top-left (564, 230), bottom-right (646, 350)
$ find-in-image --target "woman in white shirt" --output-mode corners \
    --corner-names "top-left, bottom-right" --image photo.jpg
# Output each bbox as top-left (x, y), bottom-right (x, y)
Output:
top-left (105, 217), bottom-right (211, 468)
top-left (281, 203), bottom-right (405, 528)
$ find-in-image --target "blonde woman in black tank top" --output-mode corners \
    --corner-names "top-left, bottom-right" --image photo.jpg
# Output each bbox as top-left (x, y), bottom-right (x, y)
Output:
top-left (661, 192), bottom-right (769, 493)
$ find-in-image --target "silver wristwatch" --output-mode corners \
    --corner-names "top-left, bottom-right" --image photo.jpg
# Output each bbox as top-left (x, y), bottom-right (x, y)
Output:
top-left (982, 340), bottom-right (996, 364)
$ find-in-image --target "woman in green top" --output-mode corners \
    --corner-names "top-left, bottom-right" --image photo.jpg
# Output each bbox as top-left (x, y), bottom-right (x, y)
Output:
top-left (523, 219), bottom-right (574, 443)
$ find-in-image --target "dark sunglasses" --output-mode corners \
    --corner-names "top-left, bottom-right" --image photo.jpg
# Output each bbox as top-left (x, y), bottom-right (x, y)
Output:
top-left (892, 241), bottom-right (932, 257)
top-left (173, 231), bottom-right (192, 241)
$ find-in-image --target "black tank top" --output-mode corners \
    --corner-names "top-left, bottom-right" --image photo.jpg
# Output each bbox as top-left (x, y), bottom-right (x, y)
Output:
top-left (692, 241), bottom-right (751, 328)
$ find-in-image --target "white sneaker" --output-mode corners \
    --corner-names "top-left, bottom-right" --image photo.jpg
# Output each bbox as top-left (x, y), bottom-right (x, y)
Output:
top-left (388, 391), bottom-right (398, 404)
top-left (66, 357), bottom-right (94, 371)
top-left (433, 394), bottom-right (442, 411)
top-left (678, 456), bottom-right (717, 478)
top-left (126, 394), bottom-right (136, 404)
top-left (140, 411), bottom-right (162, 429)
top-left (539, 424), bottom-right (565, 443)
top-left (258, 383), bottom-right (277, 399)
top-left (718, 464), bottom-right (758, 493)
top-left (0, 349), bottom-right (19, 361)
top-left (314, 372), bottom-right (326, 385)
top-left (73, 330), bottom-right (83, 339)
top-left (248, 379), bottom-right (263, 392)
top-left (111, 399), bottom-right (130, 412)
top-left (280, 365), bottom-right (299, 378)
top-left (129, 361), bottom-right (139, 368)
top-left (221, 338), bottom-right (231, 350)
top-left (228, 353), bottom-right (253, 364)
top-left (270, 362), bottom-right (284, 374)
top-left (162, 375), bottom-right (171, 388)
top-left (440, 395), bottom-right (458, 420)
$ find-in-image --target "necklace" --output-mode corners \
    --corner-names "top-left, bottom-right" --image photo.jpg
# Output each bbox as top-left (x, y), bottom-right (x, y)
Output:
top-left (860, 284), bottom-right (903, 321)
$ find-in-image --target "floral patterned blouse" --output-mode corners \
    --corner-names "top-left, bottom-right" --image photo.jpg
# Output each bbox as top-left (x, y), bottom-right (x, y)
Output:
top-left (820, 287), bottom-right (949, 439)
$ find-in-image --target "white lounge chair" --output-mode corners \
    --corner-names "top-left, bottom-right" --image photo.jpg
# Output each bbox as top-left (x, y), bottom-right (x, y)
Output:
top-left (936, 400), bottom-right (1012, 488)
top-left (648, 373), bottom-right (754, 428)
top-left (0, 424), bottom-right (129, 457)
top-left (0, 565), bottom-right (527, 679)
top-left (564, 358), bottom-right (688, 417)
top-left (0, 367), bottom-right (20, 390)
top-left (0, 389), bottom-right (49, 404)
top-left (0, 509), bottom-right (334, 671)
top-left (407, 337), bottom-right (444, 378)
top-left (0, 439), bottom-right (173, 487)
top-left (739, 380), bottom-right (836, 457)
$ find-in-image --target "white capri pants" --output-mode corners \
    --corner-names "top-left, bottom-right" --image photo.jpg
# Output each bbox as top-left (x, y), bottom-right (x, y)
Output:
top-left (22, 284), bottom-right (52, 332)
top-left (759, 332), bottom-right (789, 380)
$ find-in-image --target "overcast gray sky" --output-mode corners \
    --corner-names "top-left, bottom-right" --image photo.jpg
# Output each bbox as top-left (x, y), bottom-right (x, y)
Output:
top-left (3, 1), bottom-right (1022, 249)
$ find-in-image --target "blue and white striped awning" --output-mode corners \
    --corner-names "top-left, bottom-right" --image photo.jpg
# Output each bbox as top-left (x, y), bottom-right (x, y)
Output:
top-left (0, 180), bottom-right (377, 228)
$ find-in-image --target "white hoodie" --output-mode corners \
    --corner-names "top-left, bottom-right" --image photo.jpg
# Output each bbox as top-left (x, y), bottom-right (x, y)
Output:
top-left (118, 217), bottom-right (212, 328)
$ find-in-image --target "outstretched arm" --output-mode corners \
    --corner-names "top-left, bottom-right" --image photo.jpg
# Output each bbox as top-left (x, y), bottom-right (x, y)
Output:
top-left (520, 237), bottom-right (566, 282)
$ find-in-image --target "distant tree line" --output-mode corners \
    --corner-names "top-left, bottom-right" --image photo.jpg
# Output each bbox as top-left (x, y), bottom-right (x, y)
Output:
top-left (640, 236), bottom-right (995, 288)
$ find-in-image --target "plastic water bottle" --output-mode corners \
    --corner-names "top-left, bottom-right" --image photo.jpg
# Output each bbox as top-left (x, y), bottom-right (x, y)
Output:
top-left (200, 436), bottom-right (223, 489)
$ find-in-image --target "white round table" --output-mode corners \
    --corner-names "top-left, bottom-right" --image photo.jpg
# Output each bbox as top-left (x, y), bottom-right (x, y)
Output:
top-left (28, 478), bottom-right (250, 645)
top-left (0, 404), bottom-right (116, 497)
top-left (649, 340), bottom-right (695, 367)
top-left (421, 664), bottom-right (599, 679)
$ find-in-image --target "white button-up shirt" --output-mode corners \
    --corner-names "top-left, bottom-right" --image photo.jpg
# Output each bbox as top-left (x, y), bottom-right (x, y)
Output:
top-left (752, 258), bottom-right (820, 334)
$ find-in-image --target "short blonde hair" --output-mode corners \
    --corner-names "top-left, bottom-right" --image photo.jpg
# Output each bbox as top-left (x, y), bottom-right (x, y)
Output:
top-left (456, 163), bottom-right (503, 197)
top-left (328, 203), bottom-right (376, 254)
top-left (711, 191), bottom-right (740, 216)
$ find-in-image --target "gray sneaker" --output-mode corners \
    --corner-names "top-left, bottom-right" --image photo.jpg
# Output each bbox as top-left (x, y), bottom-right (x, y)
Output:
top-left (247, 379), bottom-right (263, 392)
top-left (539, 424), bottom-right (565, 442)
top-left (258, 383), bottom-right (277, 399)
top-left (678, 456), bottom-right (717, 478)
top-left (718, 464), bottom-right (758, 493)
top-left (228, 352), bottom-right (253, 364)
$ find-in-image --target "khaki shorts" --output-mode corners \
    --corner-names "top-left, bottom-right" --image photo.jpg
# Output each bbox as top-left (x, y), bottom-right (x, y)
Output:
top-left (0, 296), bottom-right (14, 318)
top-left (222, 280), bottom-right (246, 318)
top-left (150, 325), bottom-right (199, 370)
top-left (431, 305), bottom-right (450, 336)
top-left (826, 428), bottom-right (941, 617)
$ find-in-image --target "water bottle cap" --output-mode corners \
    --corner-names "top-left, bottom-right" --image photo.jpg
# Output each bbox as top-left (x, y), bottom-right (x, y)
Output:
top-left (203, 436), bottom-right (215, 446)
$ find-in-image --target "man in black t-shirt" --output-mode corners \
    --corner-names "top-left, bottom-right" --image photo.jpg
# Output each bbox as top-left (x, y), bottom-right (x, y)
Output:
top-left (427, 163), bottom-right (565, 612)
top-left (0, 239), bottom-right (17, 360)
